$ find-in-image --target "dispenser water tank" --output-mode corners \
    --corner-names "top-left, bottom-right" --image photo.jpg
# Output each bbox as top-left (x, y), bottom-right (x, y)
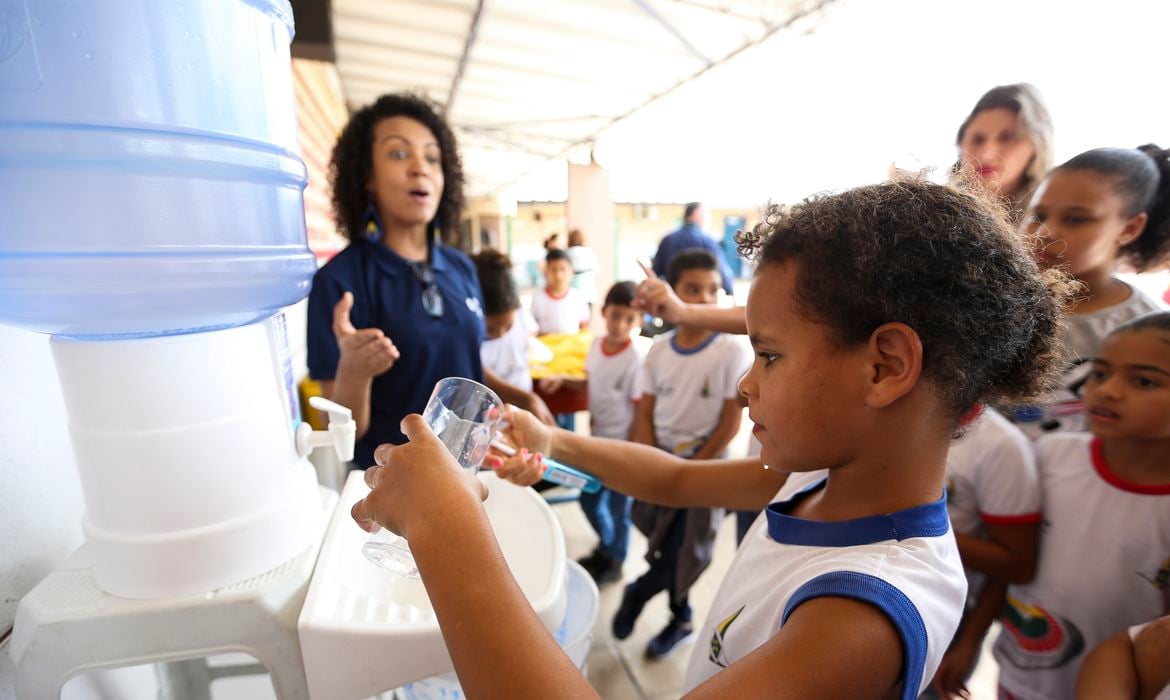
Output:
top-left (1, 0), bottom-right (328, 598)
top-left (0, 0), bottom-right (315, 338)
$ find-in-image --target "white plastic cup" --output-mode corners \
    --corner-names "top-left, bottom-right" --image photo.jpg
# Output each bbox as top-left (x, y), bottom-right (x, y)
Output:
top-left (362, 378), bottom-right (504, 577)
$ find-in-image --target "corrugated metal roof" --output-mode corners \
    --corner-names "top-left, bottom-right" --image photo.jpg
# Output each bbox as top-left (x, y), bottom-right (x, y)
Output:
top-left (331, 0), bottom-right (835, 197)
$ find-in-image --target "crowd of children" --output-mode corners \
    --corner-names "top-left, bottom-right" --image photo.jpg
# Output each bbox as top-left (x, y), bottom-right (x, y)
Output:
top-left (352, 136), bottom-right (1170, 698)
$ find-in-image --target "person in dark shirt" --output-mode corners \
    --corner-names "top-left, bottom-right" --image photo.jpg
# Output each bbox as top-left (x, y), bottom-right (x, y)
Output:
top-left (651, 202), bottom-right (734, 296)
top-left (307, 93), bottom-right (553, 468)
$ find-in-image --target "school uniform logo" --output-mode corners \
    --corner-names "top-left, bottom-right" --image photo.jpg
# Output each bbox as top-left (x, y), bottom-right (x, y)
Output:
top-left (994, 595), bottom-right (1084, 669)
top-left (709, 605), bottom-right (745, 668)
top-left (1139, 555), bottom-right (1170, 590)
top-left (465, 297), bottom-right (483, 318)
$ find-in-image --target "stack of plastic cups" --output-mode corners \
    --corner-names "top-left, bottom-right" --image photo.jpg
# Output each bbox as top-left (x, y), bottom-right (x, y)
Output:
top-left (0, 0), bottom-right (323, 598)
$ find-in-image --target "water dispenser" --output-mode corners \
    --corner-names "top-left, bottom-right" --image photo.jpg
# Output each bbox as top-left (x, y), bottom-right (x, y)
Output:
top-left (5, 3), bottom-right (571, 695)
top-left (0, 0), bottom-right (336, 598)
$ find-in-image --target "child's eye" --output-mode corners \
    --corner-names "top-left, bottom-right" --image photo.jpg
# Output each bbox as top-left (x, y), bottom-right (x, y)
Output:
top-left (1065, 215), bottom-right (1090, 225)
top-left (389, 149), bottom-right (408, 159)
top-left (1087, 369), bottom-right (1107, 382)
top-left (1134, 376), bottom-right (1159, 389)
top-left (426, 154), bottom-right (441, 166)
top-left (757, 352), bottom-right (779, 366)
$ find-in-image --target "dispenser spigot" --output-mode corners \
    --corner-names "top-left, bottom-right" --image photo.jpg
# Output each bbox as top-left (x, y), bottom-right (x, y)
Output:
top-left (296, 396), bottom-right (356, 462)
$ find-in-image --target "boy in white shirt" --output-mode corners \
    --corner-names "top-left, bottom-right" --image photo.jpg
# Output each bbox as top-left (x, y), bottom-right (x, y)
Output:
top-left (617, 248), bottom-right (753, 659)
top-left (530, 247), bottom-right (591, 431)
top-left (539, 281), bottom-right (649, 585)
top-left (530, 248), bottom-right (590, 335)
top-left (353, 182), bottom-right (1068, 699)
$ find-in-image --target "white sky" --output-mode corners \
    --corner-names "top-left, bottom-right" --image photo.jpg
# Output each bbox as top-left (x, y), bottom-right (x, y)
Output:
top-left (510, 0), bottom-right (1170, 205)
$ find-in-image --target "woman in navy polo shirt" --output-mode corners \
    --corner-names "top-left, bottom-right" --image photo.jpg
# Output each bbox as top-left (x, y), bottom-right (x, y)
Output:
top-left (307, 93), bottom-right (554, 469)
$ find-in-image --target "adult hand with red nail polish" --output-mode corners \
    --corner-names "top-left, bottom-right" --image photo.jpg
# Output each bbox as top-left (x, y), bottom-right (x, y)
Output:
top-left (486, 447), bottom-right (545, 487)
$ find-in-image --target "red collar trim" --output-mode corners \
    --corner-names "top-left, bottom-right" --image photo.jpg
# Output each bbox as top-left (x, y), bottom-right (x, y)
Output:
top-left (545, 288), bottom-right (569, 300)
top-left (1091, 438), bottom-right (1170, 495)
top-left (958, 403), bottom-right (985, 428)
top-left (600, 338), bottom-right (632, 357)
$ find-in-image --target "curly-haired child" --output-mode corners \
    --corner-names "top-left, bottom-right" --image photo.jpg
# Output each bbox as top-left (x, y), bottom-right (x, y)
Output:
top-left (352, 180), bottom-right (1070, 699)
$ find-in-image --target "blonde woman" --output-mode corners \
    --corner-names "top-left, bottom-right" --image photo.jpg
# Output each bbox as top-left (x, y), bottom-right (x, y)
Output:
top-left (955, 83), bottom-right (1054, 220)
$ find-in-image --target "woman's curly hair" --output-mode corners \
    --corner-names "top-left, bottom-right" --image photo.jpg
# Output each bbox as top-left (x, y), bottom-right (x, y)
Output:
top-left (329, 93), bottom-right (465, 245)
top-left (737, 180), bottom-right (1075, 421)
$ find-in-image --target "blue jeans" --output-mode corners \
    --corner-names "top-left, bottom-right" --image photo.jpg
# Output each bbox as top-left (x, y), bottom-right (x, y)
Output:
top-left (578, 487), bottom-right (632, 561)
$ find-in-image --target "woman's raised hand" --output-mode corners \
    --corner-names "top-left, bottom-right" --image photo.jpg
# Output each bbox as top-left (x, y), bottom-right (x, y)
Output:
top-left (333, 291), bottom-right (400, 379)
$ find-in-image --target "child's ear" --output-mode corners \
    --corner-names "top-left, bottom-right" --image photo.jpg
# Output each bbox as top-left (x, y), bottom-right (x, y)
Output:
top-left (1118, 211), bottom-right (1149, 248)
top-left (863, 322), bottom-right (923, 408)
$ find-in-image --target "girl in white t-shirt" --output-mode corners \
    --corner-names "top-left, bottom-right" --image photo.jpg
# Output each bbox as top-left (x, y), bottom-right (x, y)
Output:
top-left (1015, 144), bottom-right (1170, 437)
top-left (995, 314), bottom-right (1170, 700)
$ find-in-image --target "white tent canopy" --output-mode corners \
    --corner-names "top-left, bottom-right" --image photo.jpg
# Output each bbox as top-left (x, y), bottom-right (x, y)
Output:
top-left (332, 0), bottom-right (832, 199)
top-left (331, 0), bottom-right (1170, 205)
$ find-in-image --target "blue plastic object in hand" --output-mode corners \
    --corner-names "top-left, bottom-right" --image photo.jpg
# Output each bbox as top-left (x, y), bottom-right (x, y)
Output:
top-left (541, 457), bottom-right (602, 493)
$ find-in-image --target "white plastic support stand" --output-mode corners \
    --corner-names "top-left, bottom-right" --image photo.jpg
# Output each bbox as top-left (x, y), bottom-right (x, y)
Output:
top-left (8, 487), bottom-right (339, 700)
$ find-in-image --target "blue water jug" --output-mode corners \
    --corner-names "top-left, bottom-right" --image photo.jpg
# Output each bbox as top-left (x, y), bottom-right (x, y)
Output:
top-left (0, 0), bottom-right (314, 338)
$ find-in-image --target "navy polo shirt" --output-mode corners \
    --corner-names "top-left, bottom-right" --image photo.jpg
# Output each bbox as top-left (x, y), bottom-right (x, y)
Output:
top-left (651, 223), bottom-right (735, 294)
top-left (307, 238), bottom-right (486, 468)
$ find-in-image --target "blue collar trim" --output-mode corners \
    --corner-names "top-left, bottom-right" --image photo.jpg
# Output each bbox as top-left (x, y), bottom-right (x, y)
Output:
top-left (669, 331), bottom-right (720, 355)
top-left (363, 237), bottom-right (450, 274)
top-left (765, 479), bottom-right (950, 546)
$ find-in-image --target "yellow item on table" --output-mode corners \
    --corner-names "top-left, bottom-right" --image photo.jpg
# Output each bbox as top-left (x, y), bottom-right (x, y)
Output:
top-left (530, 331), bottom-right (591, 379)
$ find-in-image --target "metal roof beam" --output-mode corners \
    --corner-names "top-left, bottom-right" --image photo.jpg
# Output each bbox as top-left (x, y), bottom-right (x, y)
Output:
top-left (460, 124), bottom-right (579, 145)
top-left (488, 0), bottom-right (840, 195)
top-left (459, 114), bottom-right (615, 130)
top-left (667, 0), bottom-right (773, 26)
top-left (447, 0), bottom-right (489, 115)
top-left (631, 0), bottom-right (712, 66)
top-left (460, 136), bottom-right (563, 159)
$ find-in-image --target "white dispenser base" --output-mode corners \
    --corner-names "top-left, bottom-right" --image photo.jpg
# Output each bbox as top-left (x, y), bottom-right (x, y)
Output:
top-left (298, 471), bottom-right (568, 699)
top-left (9, 486), bottom-right (338, 700)
top-left (51, 318), bottom-right (323, 599)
